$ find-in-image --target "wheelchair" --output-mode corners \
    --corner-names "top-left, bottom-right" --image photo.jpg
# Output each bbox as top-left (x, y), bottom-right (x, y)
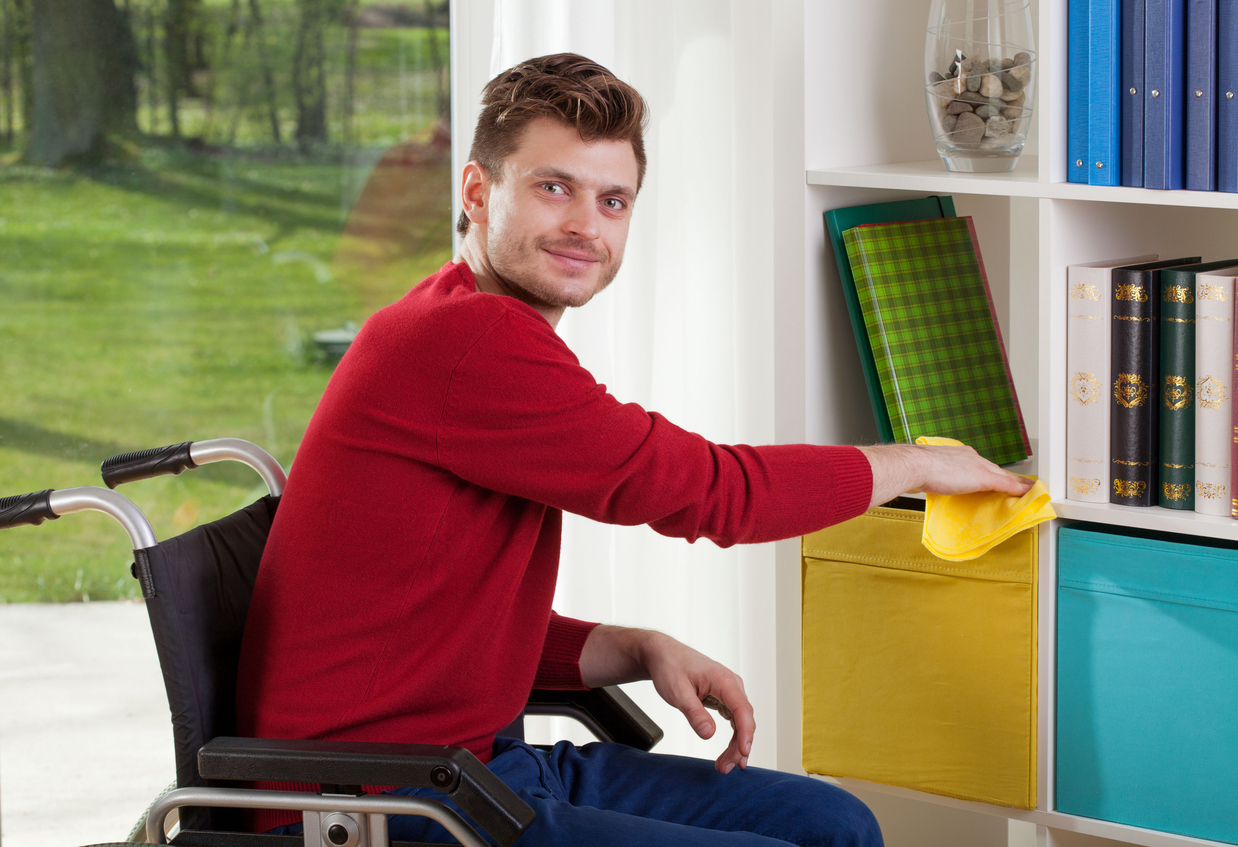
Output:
top-left (0, 438), bottom-right (662, 847)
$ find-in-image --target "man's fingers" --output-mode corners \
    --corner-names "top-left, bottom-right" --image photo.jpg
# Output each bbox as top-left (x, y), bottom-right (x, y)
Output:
top-left (715, 731), bottom-right (748, 774)
top-left (701, 693), bottom-right (733, 721)
top-left (700, 677), bottom-right (755, 775)
top-left (685, 706), bottom-right (717, 740)
top-left (716, 682), bottom-right (756, 759)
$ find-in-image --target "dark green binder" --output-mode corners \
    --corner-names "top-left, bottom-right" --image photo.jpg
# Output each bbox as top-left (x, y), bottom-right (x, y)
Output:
top-left (825, 196), bottom-right (957, 443)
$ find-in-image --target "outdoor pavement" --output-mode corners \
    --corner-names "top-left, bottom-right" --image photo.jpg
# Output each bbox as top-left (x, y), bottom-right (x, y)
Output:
top-left (0, 601), bottom-right (173, 847)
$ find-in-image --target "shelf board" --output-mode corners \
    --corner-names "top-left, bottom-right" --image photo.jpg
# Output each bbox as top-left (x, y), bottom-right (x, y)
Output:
top-left (807, 157), bottom-right (1238, 209)
top-left (1053, 500), bottom-right (1238, 542)
top-left (832, 778), bottom-right (1238, 847)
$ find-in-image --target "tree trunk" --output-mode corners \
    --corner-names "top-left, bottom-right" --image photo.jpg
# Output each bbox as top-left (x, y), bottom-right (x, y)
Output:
top-left (11, 0), bottom-right (31, 139)
top-left (246, 0), bottom-right (279, 143)
top-left (423, 2), bottom-right (447, 123)
top-left (342, 0), bottom-right (356, 144)
top-left (2, 0), bottom-right (14, 143)
top-left (25, 0), bottom-right (138, 166)
top-left (292, 0), bottom-right (326, 148)
top-left (164, 0), bottom-right (184, 136)
top-left (145, 1), bottom-right (158, 133)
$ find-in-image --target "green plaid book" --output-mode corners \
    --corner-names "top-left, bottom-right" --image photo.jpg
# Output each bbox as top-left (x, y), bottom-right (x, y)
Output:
top-left (842, 216), bottom-right (1030, 465)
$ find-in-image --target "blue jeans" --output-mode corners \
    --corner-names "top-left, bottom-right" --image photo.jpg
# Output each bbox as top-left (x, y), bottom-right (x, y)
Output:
top-left (273, 737), bottom-right (882, 846)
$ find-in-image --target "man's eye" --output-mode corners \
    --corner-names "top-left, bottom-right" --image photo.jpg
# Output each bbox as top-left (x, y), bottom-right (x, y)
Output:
top-left (541, 183), bottom-right (564, 194)
top-left (602, 198), bottom-right (626, 211)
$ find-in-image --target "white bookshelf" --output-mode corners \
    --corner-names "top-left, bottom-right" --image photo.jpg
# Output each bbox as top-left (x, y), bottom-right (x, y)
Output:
top-left (786, 1), bottom-right (1238, 846)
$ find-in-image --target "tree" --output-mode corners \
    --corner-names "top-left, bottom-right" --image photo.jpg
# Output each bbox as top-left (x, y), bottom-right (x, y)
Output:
top-left (292, 0), bottom-right (327, 147)
top-left (163, 0), bottom-right (205, 139)
top-left (4, 0), bottom-right (33, 144)
top-left (26, 0), bottom-right (138, 165)
top-left (247, 0), bottom-right (281, 143)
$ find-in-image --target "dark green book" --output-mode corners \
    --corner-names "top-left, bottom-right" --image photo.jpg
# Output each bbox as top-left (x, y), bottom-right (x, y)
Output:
top-left (842, 216), bottom-right (1030, 466)
top-left (1158, 258), bottom-right (1238, 509)
top-left (824, 196), bottom-right (956, 444)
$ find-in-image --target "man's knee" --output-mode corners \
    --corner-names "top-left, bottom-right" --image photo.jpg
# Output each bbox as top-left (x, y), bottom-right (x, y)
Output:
top-left (787, 778), bottom-right (883, 847)
top-left (835, 792), bottom-right (883, 847)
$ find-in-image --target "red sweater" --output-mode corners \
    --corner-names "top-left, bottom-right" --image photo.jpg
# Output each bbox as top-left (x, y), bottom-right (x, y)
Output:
top-left (234, 262), bottom-right (872, 829)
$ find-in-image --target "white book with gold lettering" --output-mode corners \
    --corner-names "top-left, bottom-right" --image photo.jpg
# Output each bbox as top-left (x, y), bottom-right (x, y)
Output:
top-left (1194, 267), bottom-right (1238, 516)
top-left (1066, 255), bottom-right (1158, 502)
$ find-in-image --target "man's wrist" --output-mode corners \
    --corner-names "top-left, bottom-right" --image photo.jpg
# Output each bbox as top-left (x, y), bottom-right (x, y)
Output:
top-left (580, 624), bottom-right (659, 687)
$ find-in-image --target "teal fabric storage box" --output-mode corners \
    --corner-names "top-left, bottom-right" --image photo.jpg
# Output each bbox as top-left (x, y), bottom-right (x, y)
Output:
top-left (1056, 526), bottom-right (1238, 843)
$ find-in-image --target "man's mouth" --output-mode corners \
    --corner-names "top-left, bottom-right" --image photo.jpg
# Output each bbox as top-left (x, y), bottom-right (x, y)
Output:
top-left (541, 240), bottom-right (605, 269)
top-left (546, 250), bottom-right (596, 268)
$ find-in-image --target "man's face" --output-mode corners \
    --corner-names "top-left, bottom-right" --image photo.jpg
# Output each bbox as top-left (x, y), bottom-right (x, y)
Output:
top-left (472, 118), bottom-right (639, 316)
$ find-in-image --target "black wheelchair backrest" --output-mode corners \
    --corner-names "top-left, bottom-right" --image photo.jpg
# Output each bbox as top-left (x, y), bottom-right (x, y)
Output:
top-left (142, 495), bottom-right (278, 830)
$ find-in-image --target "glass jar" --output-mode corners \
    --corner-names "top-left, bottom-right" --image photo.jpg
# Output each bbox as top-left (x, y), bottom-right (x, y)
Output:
top-left (925, 0), bottom-right (1036, 173)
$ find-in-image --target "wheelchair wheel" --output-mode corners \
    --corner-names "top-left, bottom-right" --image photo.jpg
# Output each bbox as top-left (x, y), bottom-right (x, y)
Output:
top-left (125, 780), bottom-right (179, 843)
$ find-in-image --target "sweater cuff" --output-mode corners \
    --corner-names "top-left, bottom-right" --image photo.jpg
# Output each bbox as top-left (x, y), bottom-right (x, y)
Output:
top-left (533, 612), bottom-right (599, 690)
top-left (826, 445), bottom-right (875, 525)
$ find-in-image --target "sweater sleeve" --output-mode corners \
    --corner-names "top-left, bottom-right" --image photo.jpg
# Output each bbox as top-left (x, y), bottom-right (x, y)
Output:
top-left (437, 308), bottom-right (873, 546)
top-left (533, 611), bottom-right (599, 690)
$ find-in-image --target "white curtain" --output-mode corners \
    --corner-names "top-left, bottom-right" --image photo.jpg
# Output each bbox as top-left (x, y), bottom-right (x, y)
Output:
top-left (484, 0), bottom-right (783, 765)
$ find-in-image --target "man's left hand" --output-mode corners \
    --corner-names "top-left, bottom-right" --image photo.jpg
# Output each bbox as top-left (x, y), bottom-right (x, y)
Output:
top-left (579, 625), bottom-right (754, 774)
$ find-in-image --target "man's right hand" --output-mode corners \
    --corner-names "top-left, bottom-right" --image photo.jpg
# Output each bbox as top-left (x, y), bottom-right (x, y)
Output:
top-left (857, 442), bottom-right (1034, 509)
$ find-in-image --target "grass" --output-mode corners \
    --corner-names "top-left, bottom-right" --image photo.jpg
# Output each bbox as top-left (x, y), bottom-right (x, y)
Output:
top-left (0, 142), bottom-right (452, 601)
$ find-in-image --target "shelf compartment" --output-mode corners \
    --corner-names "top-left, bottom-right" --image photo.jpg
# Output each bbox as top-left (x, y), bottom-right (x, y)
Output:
top-left (1057, 527), bottom-right (1238, 845)
top-left (801, 502), bottom-right (1037, 809)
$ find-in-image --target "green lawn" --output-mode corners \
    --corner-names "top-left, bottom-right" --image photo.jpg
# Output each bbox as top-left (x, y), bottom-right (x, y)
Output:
top-left (0, 143), bottom-right (452, 601)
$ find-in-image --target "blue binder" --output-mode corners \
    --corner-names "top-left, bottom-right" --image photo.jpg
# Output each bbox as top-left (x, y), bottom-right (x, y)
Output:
top-left (1069, 0), bottom-right (1092, 183)
top-left (1185, 0), bottom-right (1219, 190)
top-left (1090, 0), bottom-right (1123, 185)
top-left (1219, 0), bottom-right (1238, 191)
top-left (1122, 0), bottom-right (1146, 185)
top-left (1145, 0), bottom-right (1187, 189)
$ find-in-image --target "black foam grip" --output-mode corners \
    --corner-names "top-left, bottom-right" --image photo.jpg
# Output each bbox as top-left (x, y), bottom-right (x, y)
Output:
top-left (102, 442), bottom-right (196, 489)
top-left (0, 490), bottom-right (58, 529)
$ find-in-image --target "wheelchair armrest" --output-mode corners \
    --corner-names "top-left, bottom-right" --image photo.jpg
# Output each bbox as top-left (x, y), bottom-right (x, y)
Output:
top-left (198, 737), bottom-right (534, 847)
top-left (525, 685), bottom-right (664, 751)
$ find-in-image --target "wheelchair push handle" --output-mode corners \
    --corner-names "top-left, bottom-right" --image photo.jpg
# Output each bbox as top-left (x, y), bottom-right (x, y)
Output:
top-left (0, 490), bottom-right (57, 529)
top-left (102, 438), bottom-right (286, 496)
top-left (101, 442), bottom-right (196, 489)
top-left (0, 486), bottom-right (157, 550)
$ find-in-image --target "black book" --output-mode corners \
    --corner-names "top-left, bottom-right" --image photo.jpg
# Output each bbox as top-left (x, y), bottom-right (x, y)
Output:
top-left (1110, 256), bottom-right (1202, 506)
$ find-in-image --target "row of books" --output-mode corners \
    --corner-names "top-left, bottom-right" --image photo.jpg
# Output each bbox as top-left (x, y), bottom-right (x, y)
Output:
top-left (1067, 255), bottom-right (1238, 516)
top-left (824, 196), bottom-right (1031, 468)
top-left (1068, 0), bottom-right (1238, 191)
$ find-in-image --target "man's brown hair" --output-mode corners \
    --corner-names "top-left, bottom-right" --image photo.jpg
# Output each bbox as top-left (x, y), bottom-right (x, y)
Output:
top-left (457, 53), bottom-right (648, 235)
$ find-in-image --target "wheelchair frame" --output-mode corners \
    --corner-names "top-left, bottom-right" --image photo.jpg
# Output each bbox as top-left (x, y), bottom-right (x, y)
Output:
top-left (1, 437), bottom-right (662, 847)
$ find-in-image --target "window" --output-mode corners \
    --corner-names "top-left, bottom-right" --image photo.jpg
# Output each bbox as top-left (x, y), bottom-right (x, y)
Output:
top-left (0, 0), bottom-right (452, 601)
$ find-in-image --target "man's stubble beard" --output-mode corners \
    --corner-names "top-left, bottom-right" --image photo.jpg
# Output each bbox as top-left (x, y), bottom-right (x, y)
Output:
top-left (489, 230), bottom-right (623, 312)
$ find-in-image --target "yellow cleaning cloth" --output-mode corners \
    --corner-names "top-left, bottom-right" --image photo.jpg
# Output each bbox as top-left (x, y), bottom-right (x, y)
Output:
top-left (915, 436), bottom-right (1055, 561)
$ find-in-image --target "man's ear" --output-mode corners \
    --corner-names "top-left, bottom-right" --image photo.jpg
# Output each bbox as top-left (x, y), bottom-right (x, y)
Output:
top-left (460, 161), bottom-right (490, 227)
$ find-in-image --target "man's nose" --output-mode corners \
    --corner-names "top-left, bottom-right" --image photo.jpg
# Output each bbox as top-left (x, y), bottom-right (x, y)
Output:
top-left (564, 197), bottom-right (601, 239)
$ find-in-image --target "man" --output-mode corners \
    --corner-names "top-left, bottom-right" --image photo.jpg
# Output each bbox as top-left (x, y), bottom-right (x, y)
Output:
top-left (236, 53), bottom-right (1032, 846)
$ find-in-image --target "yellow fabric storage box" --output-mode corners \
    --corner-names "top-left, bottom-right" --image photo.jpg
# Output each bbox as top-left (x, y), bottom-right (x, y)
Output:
top-left (801, 500), bottom-right (1037, 808)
